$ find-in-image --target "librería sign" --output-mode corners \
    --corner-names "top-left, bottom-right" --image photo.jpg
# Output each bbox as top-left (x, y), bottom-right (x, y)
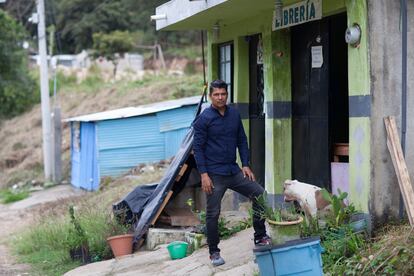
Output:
top-left (273, 0), bottom-right (322, 31)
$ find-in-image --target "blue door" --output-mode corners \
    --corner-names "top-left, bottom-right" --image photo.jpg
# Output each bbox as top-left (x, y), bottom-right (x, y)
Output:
top-left (79, 122), bottom-right (99, 191)
top-left (71, 122), bottom-right (81, 188)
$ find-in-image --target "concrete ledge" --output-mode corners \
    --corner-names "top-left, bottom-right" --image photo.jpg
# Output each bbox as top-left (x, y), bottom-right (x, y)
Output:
top-left (146, 228), bottom-right (188, 250)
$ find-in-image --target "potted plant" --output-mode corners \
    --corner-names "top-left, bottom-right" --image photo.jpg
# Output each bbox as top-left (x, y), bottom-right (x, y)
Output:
top-left (256, 194), bottom-right (304, 245)
top-left (106, 211), bottom-right (134, 258)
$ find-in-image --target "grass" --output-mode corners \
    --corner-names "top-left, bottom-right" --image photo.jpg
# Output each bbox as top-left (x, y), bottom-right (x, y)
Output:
top-left (12, 202), bottom-right (119, 275)
top-left (324, 222), bottom-right (414, 275)
top-left (300, 213), bottom-right (414, 275)
top-left (5, 165), bottom-right (44, 187)
top-left (0, 188), bottom-right (29, 203)
top-left (10, 168), bottom-right (165, 276)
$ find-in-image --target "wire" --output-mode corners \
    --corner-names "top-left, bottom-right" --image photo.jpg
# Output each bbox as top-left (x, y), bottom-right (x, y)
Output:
top-left (201, 30), bottom-right (207, 102)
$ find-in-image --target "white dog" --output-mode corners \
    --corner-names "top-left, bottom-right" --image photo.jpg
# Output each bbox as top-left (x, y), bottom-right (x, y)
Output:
top-left (283, 179), bottom-right (330, 218)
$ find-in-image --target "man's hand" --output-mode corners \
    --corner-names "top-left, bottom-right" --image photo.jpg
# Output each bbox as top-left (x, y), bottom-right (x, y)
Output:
top-left (201, 173), bottom-right (214, 194)
top-left (242, 166), bottom-right (256, 181)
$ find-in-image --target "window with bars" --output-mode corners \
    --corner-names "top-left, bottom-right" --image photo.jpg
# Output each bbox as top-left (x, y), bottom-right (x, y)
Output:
top-left (218, 43), bottom-right (233, 103)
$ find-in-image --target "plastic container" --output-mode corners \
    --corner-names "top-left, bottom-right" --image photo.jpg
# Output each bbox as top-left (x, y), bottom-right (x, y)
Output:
top-left (350, 212), bottom-right (372, 236)
top-left (253, 237), bottom-right (323, 276)
top-left (107, 234), bottom-right (134, 258)
top-left (167, 241), bottom-right (188, 260)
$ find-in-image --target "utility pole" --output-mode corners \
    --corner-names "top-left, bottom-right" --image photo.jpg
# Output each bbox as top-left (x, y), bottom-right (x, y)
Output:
top-left (37, 0), bottom-right (52, 180)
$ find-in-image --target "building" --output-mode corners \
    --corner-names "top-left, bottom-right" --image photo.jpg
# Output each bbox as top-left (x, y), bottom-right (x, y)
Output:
top-left (66, 96), bottom-right (200, 191)
top-left (154, 0), bottom-right (414, 223)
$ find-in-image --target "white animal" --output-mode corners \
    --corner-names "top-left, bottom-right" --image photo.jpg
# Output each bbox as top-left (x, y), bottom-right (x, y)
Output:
top-left (283, 179), bottom-right (330, 217)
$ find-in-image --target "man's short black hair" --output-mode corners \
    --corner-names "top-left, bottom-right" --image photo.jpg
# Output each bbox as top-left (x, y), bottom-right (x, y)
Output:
top-left (209, 80), bottom-right (228, 95)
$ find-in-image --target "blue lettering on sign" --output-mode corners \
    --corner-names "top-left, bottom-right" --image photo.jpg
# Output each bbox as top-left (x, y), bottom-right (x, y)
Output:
top-left (300, 6), bottom-right (305, 21)
top-left (294, 7), bottom-right (299, 23)
top-left (273, 0), bottom-right (320, 30)
top-left (310, 2), bottom-right (316, 19)
top-left (284, 10), bottom-right (289, 25)
top-left (306, 1), bottom-right (309, 20)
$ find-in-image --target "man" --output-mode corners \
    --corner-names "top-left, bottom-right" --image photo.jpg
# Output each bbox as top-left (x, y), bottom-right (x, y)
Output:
top-left (193, 79), bottom-right (271, 267)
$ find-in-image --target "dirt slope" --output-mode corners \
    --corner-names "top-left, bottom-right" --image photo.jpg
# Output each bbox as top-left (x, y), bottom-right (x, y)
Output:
top-left (0, 73), bottom-right (202, 188)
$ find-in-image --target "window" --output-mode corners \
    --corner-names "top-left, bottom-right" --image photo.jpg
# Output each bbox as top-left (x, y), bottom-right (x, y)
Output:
top-left (218, 43), bottom-right (233, 102)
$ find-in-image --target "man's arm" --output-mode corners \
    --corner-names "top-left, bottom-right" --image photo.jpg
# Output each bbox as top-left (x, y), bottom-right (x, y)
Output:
top-left (237, 115), bottom-right (250, 167)
top-left (193, 116), bottom-right (208, 174)
top-left (237, 115), bottom-right (256, 181)
top-left (193, 116), bottom-right (214, 194)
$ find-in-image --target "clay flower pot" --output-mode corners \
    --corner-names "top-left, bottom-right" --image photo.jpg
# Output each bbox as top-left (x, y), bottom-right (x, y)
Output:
top-left (267, 216), bottom-right (304, 245)
top-left (107, 234), bottom-right (134, 257)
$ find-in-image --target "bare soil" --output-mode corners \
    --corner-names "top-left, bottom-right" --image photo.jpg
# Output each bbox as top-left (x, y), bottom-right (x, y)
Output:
top-left (0, 185), bottom-right (88, 275)
top-left (0, 204), bottom-right (32, 275)
top-left (0, 72), bottom-right (201, 188)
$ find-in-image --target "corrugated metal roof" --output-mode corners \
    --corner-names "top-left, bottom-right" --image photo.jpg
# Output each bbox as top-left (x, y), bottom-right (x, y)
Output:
top-left (65, 95), bottom-right (200, 122)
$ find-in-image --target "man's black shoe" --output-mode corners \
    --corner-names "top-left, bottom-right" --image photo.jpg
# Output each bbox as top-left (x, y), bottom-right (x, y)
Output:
top-left (210, 252), bottom-right (225, 266)
top-left (254, 235), bottom-right (272, 246)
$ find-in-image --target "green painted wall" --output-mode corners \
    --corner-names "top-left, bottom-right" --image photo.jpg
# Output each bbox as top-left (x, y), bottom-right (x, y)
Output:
top-left (346, 0), bottom-right (370, 212)
top-left (204, 0), bottom-right (370, 207)
top-left (349, 118), bottom-right (370, 212)
top-left (233, 36), bottom-right (249, 103)
top-left (262, 29), bottom-right (292, 194)
top-left (347, 0), bottom-right (370, 95)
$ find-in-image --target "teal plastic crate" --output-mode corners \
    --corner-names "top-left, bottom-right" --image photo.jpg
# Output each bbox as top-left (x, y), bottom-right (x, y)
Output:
top-left (253, 237), bottom-right (323, 276)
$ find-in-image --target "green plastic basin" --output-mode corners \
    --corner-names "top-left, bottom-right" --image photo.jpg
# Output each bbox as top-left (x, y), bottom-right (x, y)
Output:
top-left (167, 241), bottom-right (188, 260)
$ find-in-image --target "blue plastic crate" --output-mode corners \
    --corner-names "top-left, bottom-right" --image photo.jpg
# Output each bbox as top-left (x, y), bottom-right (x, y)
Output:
top-left (253, 237), bottom-right (323, 276)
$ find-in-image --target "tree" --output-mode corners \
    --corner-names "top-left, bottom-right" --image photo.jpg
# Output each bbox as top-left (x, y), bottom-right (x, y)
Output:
top-left (92, 30), bottom-right (137, 78)
top-left (3, 0), bottom-right (200, 54)
top-left (55, 0), bottom-right (136, 53)
top-left (0, 10), bottom-right (37, 119)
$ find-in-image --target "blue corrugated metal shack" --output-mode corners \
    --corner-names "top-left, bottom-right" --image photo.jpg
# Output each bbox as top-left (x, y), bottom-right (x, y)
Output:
top-left (66, 96), bottom-right (199, 191)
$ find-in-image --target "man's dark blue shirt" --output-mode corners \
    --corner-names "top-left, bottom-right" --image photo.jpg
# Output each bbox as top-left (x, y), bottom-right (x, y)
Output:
top-left (193, 105), bottom-right (249, 175)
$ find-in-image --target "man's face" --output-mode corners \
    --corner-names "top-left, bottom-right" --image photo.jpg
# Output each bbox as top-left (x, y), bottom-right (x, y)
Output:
top-left (210, 88), bottom-right (228, 109)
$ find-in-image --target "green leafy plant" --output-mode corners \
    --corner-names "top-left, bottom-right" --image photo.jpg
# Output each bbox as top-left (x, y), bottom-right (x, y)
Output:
top-left (255, 193), bottom-right (301, 222)
top-left (186, 197), bottom-right (205, 231)
top-left (218, 217), bottom-right (252, 240)
top-left (321, 224), bottom-right (366, 272)
top-left (321, 188), bottom-right (355, 227)
top-left (68, 205), bottom-right (90, 264)
top-left (108, 210), bottom-right (132, 237)
top-left (301, 215), bottom-right (321, 238)
top-left (186, 198), bottom-right (252, 240)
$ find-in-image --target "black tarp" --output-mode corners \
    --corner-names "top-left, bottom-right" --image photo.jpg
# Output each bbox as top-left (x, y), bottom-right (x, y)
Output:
top-left (113, 94), bottom-right (206, 245)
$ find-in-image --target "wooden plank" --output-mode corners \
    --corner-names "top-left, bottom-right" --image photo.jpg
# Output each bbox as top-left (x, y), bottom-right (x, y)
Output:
top-left (150, 190), bottom-right (173, 225)
top-left (386, 118), bottom-right (413, 217)
top-left (175, 163), bottom-right (188, 182)
top-left (384, 116), bottom-right (414, 226)
top-left (164, 208), bottom-right (200, 226)
top-left (385, 117), bottom-right (414, 226)
top-left (157, 215), bottom-right (172, 225)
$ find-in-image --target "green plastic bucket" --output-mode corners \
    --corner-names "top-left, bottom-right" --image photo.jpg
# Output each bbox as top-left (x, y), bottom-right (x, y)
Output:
top-left (167, 241), bottom-right (188, 260)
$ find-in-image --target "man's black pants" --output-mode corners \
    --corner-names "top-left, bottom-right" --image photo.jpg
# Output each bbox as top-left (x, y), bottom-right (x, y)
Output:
top-left (206, 171), bottom-right (267, 255)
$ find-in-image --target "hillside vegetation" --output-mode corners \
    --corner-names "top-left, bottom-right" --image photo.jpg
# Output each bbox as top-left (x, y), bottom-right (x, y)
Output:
top-left (0, 69), bottom-right (203, 188)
